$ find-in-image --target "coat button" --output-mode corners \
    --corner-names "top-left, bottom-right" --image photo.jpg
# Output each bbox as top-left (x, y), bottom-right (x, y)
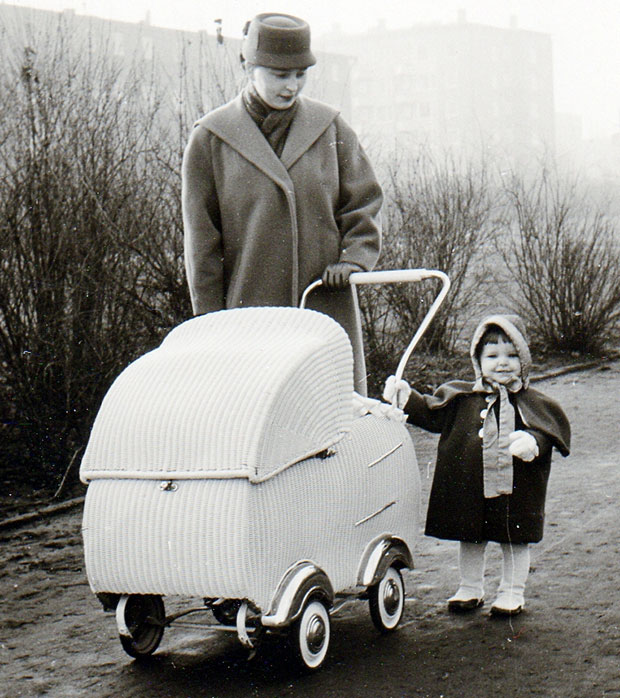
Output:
top-left (478, 428), bottom-right (484, 438)
top-left (480, 409), bottom-right (488, 419)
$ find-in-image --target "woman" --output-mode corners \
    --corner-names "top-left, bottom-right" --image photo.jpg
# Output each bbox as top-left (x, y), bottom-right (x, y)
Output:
top-left (182, 12), bottom-right (382, 394)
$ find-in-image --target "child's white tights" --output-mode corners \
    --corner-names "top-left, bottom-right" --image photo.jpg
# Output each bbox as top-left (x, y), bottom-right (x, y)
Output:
top-left (496, 542), bottom-right (530, 610)
top-left (449, 541), bottom-right (487, 601)
top-left (450, 541), bottom-right (530, 608)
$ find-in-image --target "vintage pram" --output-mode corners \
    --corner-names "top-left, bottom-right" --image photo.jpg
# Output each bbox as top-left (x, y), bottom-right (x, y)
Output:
top-left (80, 269), bottom-right (450, 670)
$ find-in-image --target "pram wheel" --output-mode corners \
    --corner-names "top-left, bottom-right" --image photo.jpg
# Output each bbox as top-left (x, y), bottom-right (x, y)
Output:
top-left (369, 566), bottom-right (405, 632)
top-left (211, 599), bottom-right (241, 625)
top-left (291, 598), bottom-right (331, 671)
top-left (117, 594), bottom-right (165, 658)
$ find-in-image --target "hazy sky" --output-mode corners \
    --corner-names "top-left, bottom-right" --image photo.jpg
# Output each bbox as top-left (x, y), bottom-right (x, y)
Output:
top-left (8, 0), bottom-right (620, 139)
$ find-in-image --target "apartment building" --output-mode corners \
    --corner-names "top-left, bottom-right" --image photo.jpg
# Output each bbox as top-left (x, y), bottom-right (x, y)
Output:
top-left (0, 4), bottom-right (353, 121)
top-left (318, 13), bottom-right (555, 159)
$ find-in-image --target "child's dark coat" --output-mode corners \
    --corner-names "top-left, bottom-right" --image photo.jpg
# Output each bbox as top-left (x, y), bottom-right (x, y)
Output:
top-left (405, 381), bottom-right (570, 544)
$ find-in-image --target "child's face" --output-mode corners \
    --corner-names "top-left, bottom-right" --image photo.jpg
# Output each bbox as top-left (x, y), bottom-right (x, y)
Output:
top-left (479, 338), bottom-right (521, 385)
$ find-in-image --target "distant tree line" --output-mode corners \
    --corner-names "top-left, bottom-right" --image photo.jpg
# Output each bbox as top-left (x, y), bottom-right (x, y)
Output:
top-left (0, 20), bottom-right (618, 493)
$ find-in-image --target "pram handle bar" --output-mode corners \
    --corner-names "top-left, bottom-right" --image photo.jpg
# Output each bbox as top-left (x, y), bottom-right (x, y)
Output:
top-left (299, 269), bottom-right (450, 382)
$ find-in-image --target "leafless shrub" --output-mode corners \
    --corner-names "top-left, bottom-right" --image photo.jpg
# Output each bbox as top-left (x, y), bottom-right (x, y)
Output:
top-left (360, 150), bottom-right (500, 392)
top-left (500, 168), bottom-right (620, 355)
top-left (0, 20), bottom-right (197, 485)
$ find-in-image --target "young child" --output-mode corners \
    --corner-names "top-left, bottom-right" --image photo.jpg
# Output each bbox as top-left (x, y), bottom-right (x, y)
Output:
top-left (383, 314), bottom-right (570, 616)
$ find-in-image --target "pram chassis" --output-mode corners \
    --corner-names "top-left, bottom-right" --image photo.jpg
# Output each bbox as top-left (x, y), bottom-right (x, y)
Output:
top-left (83, 269), bottom-right (450, 670)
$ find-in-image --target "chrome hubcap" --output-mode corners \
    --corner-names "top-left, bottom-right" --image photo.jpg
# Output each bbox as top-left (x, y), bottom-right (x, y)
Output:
top-left (306, 615), bottom-right (326, 654)
top-left (383, 579), bottom-right (401, 616)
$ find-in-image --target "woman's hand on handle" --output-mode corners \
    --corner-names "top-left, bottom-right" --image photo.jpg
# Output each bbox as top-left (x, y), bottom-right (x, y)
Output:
top-left (321, 262), bottom-right (363, 290)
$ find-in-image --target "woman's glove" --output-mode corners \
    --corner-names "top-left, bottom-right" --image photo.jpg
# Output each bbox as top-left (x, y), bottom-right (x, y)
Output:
top-left (322, 262), bottom-right (363, 290)
top-left (508, 430), bottom-right (539, 461)
top-left (382, 375), bottom-right (412, 409)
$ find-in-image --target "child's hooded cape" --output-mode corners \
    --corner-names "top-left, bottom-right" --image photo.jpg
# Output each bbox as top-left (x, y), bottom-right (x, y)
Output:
top-left (407, 314), bottom-right (571, 543)
top-left (423, 314), bottom-right (569, 449)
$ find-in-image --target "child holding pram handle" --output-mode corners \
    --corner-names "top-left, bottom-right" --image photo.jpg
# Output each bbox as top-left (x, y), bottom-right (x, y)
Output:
top-left (383, 314), bottom-right (570, 616)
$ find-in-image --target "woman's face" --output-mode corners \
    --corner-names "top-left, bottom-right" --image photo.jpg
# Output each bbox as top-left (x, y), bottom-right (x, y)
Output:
top-left (249, 65), bottom-right (308, 109)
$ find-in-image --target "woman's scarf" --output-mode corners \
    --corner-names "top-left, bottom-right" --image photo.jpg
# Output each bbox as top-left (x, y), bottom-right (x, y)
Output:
top-left (474, 375), bottom-right (523, 498)
top-left (242, 85), bottom-right (298, 157)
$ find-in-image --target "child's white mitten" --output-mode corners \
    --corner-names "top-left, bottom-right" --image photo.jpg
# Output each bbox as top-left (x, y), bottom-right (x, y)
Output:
top-left (382, 375), bottom-right (411, 409)
top-left (373, 401), bottom-right (407, 422)
top-left (508, 430), bottom-right (539, 461)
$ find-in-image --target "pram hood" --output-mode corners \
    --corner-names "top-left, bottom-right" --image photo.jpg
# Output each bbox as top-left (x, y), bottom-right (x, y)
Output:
top-left (80, 307), bottom-right (354, 484)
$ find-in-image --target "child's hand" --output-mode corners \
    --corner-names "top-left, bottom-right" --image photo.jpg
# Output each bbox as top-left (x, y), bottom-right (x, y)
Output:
top-left (383, 375), bottom-right (411, 409)
top-left (508, 430), bottom-right (539, 461)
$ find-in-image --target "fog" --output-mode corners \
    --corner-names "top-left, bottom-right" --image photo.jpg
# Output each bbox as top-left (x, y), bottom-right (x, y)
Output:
top-left (7, 0), bottom-right (620, 139)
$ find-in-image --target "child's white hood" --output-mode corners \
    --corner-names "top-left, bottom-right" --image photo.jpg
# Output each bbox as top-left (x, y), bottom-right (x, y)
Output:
top-left (470, 314), bottom-right (532, 388)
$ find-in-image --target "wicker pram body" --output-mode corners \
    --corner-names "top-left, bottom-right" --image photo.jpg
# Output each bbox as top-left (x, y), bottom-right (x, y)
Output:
top-left (80, 306), bottom-right (420, 613)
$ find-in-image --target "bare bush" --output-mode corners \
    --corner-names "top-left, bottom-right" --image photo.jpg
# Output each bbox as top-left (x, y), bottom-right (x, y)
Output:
top-left (500, 168), bottom-right (620, 355)
top-left (174, 31), bottom-right (243, 146)
top-left (360, 150), bottom-right (500, 392)
top-left (0, 20), bottom-right (192, 486)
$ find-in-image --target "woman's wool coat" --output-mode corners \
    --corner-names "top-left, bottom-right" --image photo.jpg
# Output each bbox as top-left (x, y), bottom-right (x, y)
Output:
top-left (404, 383), bottom-right (570, 544)
top-left (182, 94), bottom-right (382, 392)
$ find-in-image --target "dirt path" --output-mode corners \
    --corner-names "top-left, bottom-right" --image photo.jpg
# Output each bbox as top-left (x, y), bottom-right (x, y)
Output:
top-left (1, 362), bottom-right (619, 697)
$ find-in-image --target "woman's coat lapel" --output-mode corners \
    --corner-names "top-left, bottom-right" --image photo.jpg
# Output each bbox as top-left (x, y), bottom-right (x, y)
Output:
top-left (204, 95), bottom-right (339, 304)
top-left (204, 95), bottom-right (338, 181)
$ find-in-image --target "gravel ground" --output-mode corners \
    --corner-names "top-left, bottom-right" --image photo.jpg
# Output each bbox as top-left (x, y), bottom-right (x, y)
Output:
top-left (0, 361), bottom-right (618, 697)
